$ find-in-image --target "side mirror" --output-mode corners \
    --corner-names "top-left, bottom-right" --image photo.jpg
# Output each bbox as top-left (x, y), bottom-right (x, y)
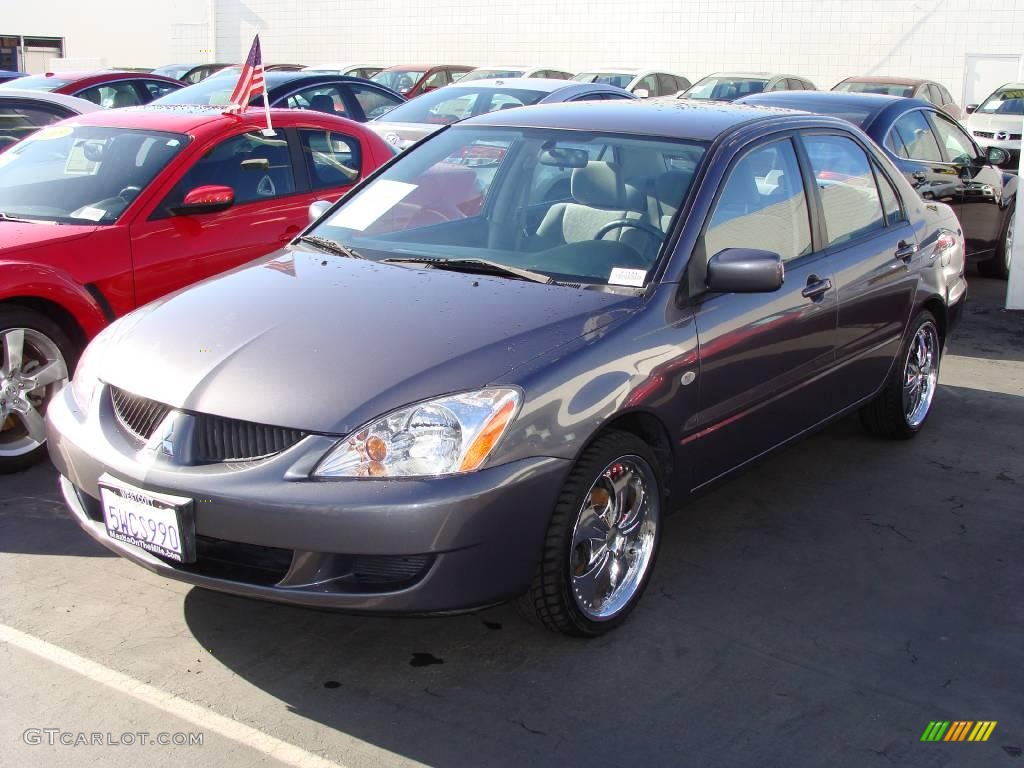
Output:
top-left (986, 146), bottom-right (1011, 167)
top-left (707, 248), bottom-right (784, 293)
top-left (308, 199), bottom-right (333, 225)
top-left (173, 185), bottom-right (234, 215)
top-left (965, 104), bottom-right (978, 114)
top-left (633, 88), bottom-right (650, 98)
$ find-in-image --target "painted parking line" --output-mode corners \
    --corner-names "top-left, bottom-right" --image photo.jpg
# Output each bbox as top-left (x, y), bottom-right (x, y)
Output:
top-left (0, 622), bottom-right (345, 768)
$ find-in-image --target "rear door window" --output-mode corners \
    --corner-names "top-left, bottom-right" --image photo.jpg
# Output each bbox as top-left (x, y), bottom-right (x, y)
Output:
top-left (285, 85), bottom-right (351, 117)
top-left (299, 129), bottom-right (361, 189)
top-left (421, 70), bottom-right (448, 91)
top-left (889, 111), bottom-right (942, 162)
top-left (77, 81), bottom-right (142, 108)
top-left (141, 80), bottom-right (179, 102)
top-left (928, 112), bottom-right (978, 165)
top-left (349, 84), bottom-right (403, 119)
top-left (803, 134), bottom-right (885, 246)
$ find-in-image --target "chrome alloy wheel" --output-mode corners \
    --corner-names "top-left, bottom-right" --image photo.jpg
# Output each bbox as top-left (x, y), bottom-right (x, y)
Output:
top-left (903, 321), bottom-right (939, 429)
top-left (1006, 213), bottom-right (1015, 271)
top-left (0, 327), bottom-right (68, 458)
top-left (569, 456), bottom-right (659, 621)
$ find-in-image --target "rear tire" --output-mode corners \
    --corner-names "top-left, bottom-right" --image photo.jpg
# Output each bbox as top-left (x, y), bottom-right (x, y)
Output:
top-left (518, 429), bottom-right (663, 637)
top-left (0, 306), bottom-right (76, 474)
top-left (978, 202), bottom-right (1014, 280)
top-left (859, 310), bottom-right (940, 440)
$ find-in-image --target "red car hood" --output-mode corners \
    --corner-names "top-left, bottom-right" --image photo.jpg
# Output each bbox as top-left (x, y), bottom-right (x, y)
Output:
top-left (0, 222), bottom-right (99, 258)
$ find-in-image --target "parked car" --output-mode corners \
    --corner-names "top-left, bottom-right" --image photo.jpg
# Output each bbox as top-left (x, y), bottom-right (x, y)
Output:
top-left (0, 70), bottom-right (27, 84)
top-left (461, 65), bottom-right (574, 82)
top-left (571, 69), bottom-right (690, 97)
top-left (265, 64), bottom-right (305, 73)
top-left (832, 76), bottom-right (961, 118)
top-left (367, 77), bottom-right (635, 151)
top-left (965, 82), bottom-right (1023, 172)
top-left (302, 64), bottom-right (382, 80)
top-left (47, 100), bottom-right (965, 636)
top-left (0, 105), bottom-right (391, 471)
top-left (0, 71), bottom-right (184, 107)
top-left (371, 65), bottom-right (474, 97)
top-left (680, 72), bottom-right (816, 100)
top-left (738, 90), bottom-right (1017, 278)
top-left (154, 71), bottom-right (405, 121)
top-left (0, 90), bottom-right (102, 151)
top-left (152, 63), bottom-right (233, 84)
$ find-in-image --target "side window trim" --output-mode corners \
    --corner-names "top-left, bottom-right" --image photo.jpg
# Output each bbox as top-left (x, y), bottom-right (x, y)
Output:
top-left (891, 108), bottom-right (945, 164)
top-left (869, 159), bottom-right (907, 227)
top-left (925, 109), bottom-right (982, 164)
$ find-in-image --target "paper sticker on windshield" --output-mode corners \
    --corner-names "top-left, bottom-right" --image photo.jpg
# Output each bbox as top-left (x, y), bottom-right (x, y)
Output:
top-left (327, 180), bottom-right (417, 231)
top-left (71, 206), bottom-right (106, 222)
top-left (609, 267), bottom-right (647, 287)
top-left (29, 126), bottom-right (73, 142)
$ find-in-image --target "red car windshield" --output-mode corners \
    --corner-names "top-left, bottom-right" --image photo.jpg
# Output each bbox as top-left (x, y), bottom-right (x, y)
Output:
top-left (0, 125), bottom-right (188, 225)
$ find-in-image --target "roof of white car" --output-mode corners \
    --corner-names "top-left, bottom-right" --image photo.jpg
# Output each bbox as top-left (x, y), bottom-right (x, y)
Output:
top-left (0, 88), bottom-right (103, 112)
top-left (301, 63), bottom-right (378, 72)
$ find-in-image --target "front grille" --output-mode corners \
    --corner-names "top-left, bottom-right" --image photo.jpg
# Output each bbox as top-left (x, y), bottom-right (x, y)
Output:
top-left (110, 386), bottom-right (172, 441)
top-left (352, 555), bottom-right (432, 585)
top-left (194, 413), bottom-right (307, 463)
top-left (175, 536), bottom-right (295, 586)
top-left (973, 130), bottom-right (1022, 140)
top-left (109, 386), bottom-right (307, 463)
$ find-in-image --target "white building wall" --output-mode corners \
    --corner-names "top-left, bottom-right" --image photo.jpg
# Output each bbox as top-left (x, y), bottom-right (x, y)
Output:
top-left (212, 0), bottom-right (1024, 97)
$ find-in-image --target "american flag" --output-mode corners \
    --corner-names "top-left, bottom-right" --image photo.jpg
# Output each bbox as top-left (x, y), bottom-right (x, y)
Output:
top-left (227, 35), bottom-right (265, 110)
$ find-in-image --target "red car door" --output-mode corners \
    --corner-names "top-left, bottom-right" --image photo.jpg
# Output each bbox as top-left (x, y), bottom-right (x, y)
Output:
top-left (127, 124), bottom-right (364, 307)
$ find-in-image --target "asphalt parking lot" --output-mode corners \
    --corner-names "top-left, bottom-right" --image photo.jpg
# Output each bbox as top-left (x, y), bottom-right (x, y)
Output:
top-left (1, 275), bottom-right (1021, 768)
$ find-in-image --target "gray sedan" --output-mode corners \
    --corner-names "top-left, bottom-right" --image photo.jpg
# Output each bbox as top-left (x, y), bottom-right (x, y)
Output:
top-left (0, 90), bottom-right (101, 150)
top-left (366, 78), bottom-right (635, 151)
top-left (48, 100), bottom-right (966, 636)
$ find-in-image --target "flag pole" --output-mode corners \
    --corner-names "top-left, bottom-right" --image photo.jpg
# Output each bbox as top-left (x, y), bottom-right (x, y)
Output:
top-left (261, 74), bottom-right (274, 136)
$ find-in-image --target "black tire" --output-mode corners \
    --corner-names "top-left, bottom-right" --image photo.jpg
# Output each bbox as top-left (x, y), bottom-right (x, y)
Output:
top-left (978, 202), bottom-right (1013, 280)
top-left (859, 309), bottom-right (940, 440)
top-left (0, 305), bottom-right (77, 474)
top-left (517, 429), bottom-right (663, 637)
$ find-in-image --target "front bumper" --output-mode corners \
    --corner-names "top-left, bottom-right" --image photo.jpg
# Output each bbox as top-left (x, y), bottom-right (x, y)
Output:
top-left (47, 384), bottom-right (570, 614)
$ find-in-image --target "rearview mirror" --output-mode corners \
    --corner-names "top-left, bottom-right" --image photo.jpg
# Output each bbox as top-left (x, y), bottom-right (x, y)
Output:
top-left (633, 88), bottom-right (650, 98)
top-left (986, 146), bottom-right (1011, 167)
top-left (173, 185), bottom-right (234, 215)
top-left (965, 104), bottom-right (978, 114)
top-left (539, 146), bottom-right (589, 168)
top-left (707, 248), bottom-right (784, 293)
top-left (308, 199), bottom-right (333, 224)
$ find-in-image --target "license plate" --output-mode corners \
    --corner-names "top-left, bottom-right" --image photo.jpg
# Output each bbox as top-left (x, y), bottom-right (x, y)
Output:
top-left (98, 476), bottom-right (195, 563)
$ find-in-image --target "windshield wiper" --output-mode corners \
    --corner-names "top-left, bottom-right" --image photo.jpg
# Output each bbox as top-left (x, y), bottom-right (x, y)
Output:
top-left (295, 234), bottom-right (365, 260)
top-left (0, 211), bottom-right (44, 224)
top-left (382, 256), bottom-right (554, 285)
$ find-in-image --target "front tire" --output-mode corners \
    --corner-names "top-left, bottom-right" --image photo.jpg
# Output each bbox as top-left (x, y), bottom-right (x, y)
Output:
top-left (978, 202), bottom-right (1014, 279)
top-left (0, 306), bottom-right (75, 473)
top-left (519, 430), bottom-right (663, 637)
top-left (859, 310), bottom-right (941, 440)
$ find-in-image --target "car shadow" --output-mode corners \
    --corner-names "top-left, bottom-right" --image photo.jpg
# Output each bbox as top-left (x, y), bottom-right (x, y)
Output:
top-left (182, 385), bottom-right (1024, 767)
top-left (948, 274), bottom-right (1024, 364)
top-left (0, 461), bottom-right (114, 557)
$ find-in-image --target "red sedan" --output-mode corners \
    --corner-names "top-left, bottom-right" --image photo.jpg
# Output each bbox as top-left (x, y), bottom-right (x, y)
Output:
top-left (0, 105), bottom-right (392, 471)
top-left (0, 70), bottom-right (184, 107)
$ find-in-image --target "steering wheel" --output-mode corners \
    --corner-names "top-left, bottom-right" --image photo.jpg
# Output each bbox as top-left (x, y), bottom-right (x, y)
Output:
top-left (118, 186), bottom-right (142, 202)
top-left (594, 219), bottom-right (664, 244)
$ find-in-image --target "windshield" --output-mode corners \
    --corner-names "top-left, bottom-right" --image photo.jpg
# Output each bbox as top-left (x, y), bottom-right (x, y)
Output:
top-left (834, 81), bottom-right (914, 98)
top-left (307, 126), bottom-right (707, 286)
top-left (154, 73), bottom-right (243, 105)
top-left (0, 125), bottom-right (187, 224)
top-left (976, 86), bottom-right (1024, 115)
top-left (0, 75), bottom-right (72, 92)
top-left (460, 69), bottom-right (527, 82)
top-left (572, 72), bottom-right (634, 89)
top-left (372, 70), bottom-right (426, 94)
top-left (152, 65), bottom-right (191, 80)
top-left (685, 77), bottom-right (768, 100)
top-left (379, 86), bottom-right (548, 125)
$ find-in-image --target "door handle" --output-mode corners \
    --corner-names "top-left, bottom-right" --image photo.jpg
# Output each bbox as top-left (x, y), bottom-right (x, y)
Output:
top-left (279, 225), bottom-right (300, 243)
top-left (801, 276), bottom-right (832, 299)
top-left (895, 240), bottom-right (918, 261)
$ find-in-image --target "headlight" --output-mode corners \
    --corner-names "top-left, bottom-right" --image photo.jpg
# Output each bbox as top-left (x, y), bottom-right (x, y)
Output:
top-left (70, 327), bottom-right (112, 411)
top-left (314, 388), bottom-right (520, 478)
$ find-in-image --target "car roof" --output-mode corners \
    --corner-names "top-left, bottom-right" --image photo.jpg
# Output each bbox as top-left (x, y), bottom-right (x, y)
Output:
top-left (737, 91), bottom-right (934, 130)
top-left (839, 76), bottom-right (928, 86)
top-left (463, 99), bottom-right (812, 140)
top-left (0, 88), bottom-right (104, 112)
top-left (59, 104), bottom-right (346, 133)
top-left (445, 77), bottom-right (586, 93)
top-left (381, 64), bottom-right (467, 71)
top-left (699, 71), bottom-right (775, 79)
top-left (991, 81), bottom-right (1024, 90)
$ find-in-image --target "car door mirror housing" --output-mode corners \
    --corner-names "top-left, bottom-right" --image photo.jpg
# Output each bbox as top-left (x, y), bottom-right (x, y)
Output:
top-left (985, 146), bottom-right (1011, 167)
top-left (707, 248), bottom-right (785, 293)
top-left (633, 88), bottom-right (650, 98)
top-left (965, 104), bottom-right (978, 114)
top-left (173, 185), bottom-right (234, 215)
top-left (308, 199), bottom-right (333, 224)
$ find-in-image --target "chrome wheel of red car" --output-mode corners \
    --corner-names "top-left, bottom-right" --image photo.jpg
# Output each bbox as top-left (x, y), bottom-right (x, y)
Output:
top-left (0, 325), bottom-right (68, 467)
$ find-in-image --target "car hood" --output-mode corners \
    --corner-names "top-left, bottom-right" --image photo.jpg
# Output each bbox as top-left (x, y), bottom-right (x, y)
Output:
top-left (0, 221), bottom-right (99, 256)
top-left (100, 247), bottom-right (640, 434)
top-left (366, 121), bottom-right (442, 151)
top-left (966, 112), bottom-right (1023, 135)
